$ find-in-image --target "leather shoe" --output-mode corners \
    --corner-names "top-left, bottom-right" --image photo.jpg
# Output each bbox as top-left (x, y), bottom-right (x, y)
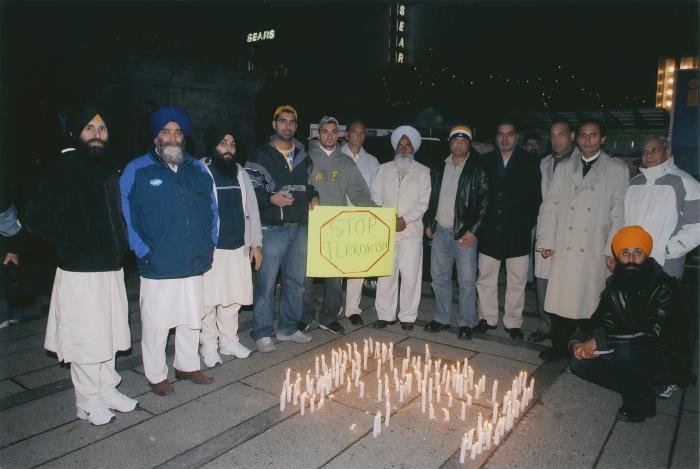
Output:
top-left (528, 330), bottom-right (550, 342)
top-left (423, 320), bottom-right (450, 333)
top-left (473, 319), bottom-right (497, 333)
top-left (400, 321), bottom-right (414, 331)
top-left (372, 320), bottom-right (395, 329)
top-left (505, 327), bottom-right (524, 340)
top-left (174, 369), bottom-right (214, 385)
top-left (617, 399), bottom-right (656, 423)
top-left (457, 326), bottom-right (473, 340)
top-left (150, 379), bottom-right (174, 396)
top-left (348, 314), bottom-right (364, 325)
top-left (539, 347), bottom-right (563, 361)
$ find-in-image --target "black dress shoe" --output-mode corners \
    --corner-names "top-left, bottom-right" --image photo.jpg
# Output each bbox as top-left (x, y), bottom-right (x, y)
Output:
top-left (505, 327), bottom-right (524, 340)
top-left (473, 319), bottom-right (497, 333)
top-left (400, 321), bottom-right (414, 331)
top-left (539, 347), bottom-right (563, 361)
top-left (372, 320), bottom-right (395, 329)
top-left (457, 326), bottom-right (473, 340)
top-left (423, 320), bottom-right (450, 333)
top-left (348, 314), bottom-right (364, 325)
top-left (528, 330), bottom-right (550, 342)
top-left (319, 321), bottom-right (345, 335)
top-left (617, 399), bottom-right (656, 423)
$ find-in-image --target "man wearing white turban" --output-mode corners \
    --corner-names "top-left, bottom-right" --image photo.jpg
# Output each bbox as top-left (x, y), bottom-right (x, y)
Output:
top-left (371, 126), bottom-right (431, 329)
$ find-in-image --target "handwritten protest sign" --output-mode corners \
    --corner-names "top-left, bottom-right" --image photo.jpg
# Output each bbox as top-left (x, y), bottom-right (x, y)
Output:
top-left (307, 206), bottom-right (396, 277)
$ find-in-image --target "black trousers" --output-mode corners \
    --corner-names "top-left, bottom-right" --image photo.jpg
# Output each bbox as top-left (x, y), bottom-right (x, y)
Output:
top-left (570, 343), bottom-right (668, 407)
top-left (302, 277), bottom-right (342, 326)
top-left (550, 314), bottom-right (591, 355)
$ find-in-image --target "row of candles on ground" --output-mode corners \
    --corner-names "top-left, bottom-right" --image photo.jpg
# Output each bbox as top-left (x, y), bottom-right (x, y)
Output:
top-left (279, 339), bottom-right (534, 464)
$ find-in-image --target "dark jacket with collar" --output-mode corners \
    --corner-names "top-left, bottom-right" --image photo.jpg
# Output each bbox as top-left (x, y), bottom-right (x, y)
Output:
top-left (245, 136), bottom-right (317, 226)
top-left (572, 258), bottom-right (691, 386)
top-left (26, 148), bottom-right (129, 272)
top-left (478, 147), bottom-right (541, 259)
top-left (120, 147), bottom-right (218, 279)
top-left (423, 152), bottom-right (489, 239)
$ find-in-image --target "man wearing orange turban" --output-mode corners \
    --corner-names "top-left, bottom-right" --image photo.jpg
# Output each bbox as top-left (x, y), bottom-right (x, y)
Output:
top-left (569, 226), bottom-right (690, 423)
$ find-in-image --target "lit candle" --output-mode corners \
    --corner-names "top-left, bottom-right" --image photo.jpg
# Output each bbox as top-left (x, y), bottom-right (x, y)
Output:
top-left (406, 345), bottom-right (411, 360)
top-left (476, 431), bottom-right (483, 455)
top-left (407, 374), bottom-right (413, 394)
top-left (492, 379), bottom-right (498, 403)
top-left (310, 394), bottom-right (316, 413)
top-left (467, 393), bottom-right (472, 406)
top-left (459, 434), bottom-right (468, 464)
top-left (378, 378), bottom-right (383, 401)
top-left (293, 391), bottom-right (298, 406)
top-left (470, 441), bottom-right (477, 460)
top-left (300, 393), bottom-right (306, 416)
top-left (429, 402), bottom-right (436, 420)
top-left (477, 412), bottom-right (483, 432)
top-left (363, 345), bottom-right (368, 371)
top-left (492, 402), bottom-right (499, 423)
top-left (445, 371), bottom-right (451, 391)
top-left (287, 384), bottom-right (292, 403)
top-left (475, 384), bottom-right (480, 400)
top-left (280, 390), bottom-right (286, 412)
top-left (369, 337), bottom-right (374, 354)
top-left (359, 381), bottom-right (365, 398)
top-left (319, 393), bottom-right (325, 409)
top-left (443, 408), bottom-right (450, 421)
top-left (436, 383), bottom-right (441, 403)
top-left (425, 344), bottom-right (430, 363)
top-left (376, 358), bottom-right (381, 379)
top-left (399, 383), bottom-right (405, 402)
top-left (485, 422), bottom-right (493, 450)
top-left (385, 399), bottom-right (391, 426)
top-left (429, 377), bottom-right (434, 401)
top-left (461, 401), bottom-right (466, 420)
top-left (347, 379), bottom-right (351, 393)
top-left (373, 411), bottom-right (382, 438)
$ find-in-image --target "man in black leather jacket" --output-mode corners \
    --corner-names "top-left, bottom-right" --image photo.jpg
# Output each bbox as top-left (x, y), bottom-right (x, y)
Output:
top-left (569, 226), bottom-right (691, 423)
top-left (423, 126), bottom-right (488, 339)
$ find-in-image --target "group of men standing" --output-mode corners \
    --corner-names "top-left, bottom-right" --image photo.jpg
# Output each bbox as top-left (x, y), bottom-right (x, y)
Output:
top-left (25, 100), bottom-right (697, 427)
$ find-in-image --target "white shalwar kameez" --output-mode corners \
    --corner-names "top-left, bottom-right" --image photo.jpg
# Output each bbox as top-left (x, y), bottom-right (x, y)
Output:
top-left (44, 268), bottom-right (130, 411)
top-left (140, 275), bottom-right (203, 383)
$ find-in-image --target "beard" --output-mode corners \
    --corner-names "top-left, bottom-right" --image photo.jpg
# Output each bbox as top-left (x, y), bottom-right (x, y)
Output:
top-left (213, 152), bottom-right (238, 178)
top-left (80, 139), bottom-right (108, 158)
top-left (395, 152), bottom-right (413, 176)
top-left (615, 259), bottom-right (652, 291)
top-left (160, 144), bottom-right (184, 166)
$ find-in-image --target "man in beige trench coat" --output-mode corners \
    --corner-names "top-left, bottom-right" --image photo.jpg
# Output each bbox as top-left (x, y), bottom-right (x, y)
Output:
top-left (536, 117), bottom-right (629, 361)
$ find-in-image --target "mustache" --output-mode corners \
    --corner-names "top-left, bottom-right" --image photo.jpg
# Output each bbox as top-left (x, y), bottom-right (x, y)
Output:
top-left (86, 138), bottom-right (106, 146)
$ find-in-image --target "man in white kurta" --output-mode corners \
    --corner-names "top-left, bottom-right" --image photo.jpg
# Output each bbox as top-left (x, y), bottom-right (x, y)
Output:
top-left (537, 117), bottom-right (628, 361)
top-left (29, 104), bottom-right (136, 425)
top-left (121, 108), bottom-right (218, 396)
top-left (200, 122), bottom-right (263, 368)
top-left (371, 126), bottom-right (431, 329)
top-left (341, 120), bottom-right (380, 325)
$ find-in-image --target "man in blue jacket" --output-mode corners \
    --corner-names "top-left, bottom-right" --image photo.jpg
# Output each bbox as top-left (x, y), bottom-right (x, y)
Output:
top-left (120, 107), bottom-right (218, 396)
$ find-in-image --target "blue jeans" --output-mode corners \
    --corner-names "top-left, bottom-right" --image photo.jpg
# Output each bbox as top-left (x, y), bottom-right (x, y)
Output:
top-left (251, 225), bottom-right (307, 340)
top-left (430, 225), bottom-right (478, 327)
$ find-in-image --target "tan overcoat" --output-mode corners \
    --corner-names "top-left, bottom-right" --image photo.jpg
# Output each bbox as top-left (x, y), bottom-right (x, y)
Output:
top-left (536, 151), bottom-right (628, 319)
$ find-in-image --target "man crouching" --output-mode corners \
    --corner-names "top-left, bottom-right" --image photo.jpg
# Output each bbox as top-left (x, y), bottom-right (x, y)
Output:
top-left (569, 226), bottom-right (691, 423)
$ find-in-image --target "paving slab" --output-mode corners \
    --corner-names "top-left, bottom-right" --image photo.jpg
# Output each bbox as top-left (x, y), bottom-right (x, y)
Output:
top-left (203, 400), bottom-right (371, 469)
top-left (484, 373), bottom-right (618, 469)
top-left (14, 363), bottom-right (70, 390)
top-left (0, 379), bottom-right (25, 400)
top-left (0, 334), bottom-right (45, 354)
top-left (0, 388), bottom-right (76, 448)
top-left (0, 409), bottom-right (151, 468)
top-left (324, 397), bottom-right (482, 469)
top-left (596, 413), bottom-right (676, 469)
top-left (40, 382), bottom-right (276, 468)
top-left (657, 388), bottom-right (684, 417)
top-left (0, 348), bottom-right (58, 380)
top-left (403, 327), bottom-right (543, 365)
top-left (670, 410), bottom-right (699, 469)
top-left (0, 318), bottom-right (47, 342)
top-left (682, 383), bottom-right (698, 412)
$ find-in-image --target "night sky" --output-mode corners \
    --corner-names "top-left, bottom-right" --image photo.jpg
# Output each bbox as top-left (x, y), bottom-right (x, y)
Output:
top-left (0, 0), bottom-right (697, 167)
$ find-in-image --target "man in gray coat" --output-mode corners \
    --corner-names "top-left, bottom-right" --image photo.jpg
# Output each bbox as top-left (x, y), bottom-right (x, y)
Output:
top-left (302, 116), bottom-right (375, 335)
top-left (537, 117), bottom-right (629, 361)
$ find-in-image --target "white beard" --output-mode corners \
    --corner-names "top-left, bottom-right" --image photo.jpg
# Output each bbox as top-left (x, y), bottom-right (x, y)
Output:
top-left (161, 145), bottom-right (184, 166)
top-left (394, 153), bottom-right (413, 177)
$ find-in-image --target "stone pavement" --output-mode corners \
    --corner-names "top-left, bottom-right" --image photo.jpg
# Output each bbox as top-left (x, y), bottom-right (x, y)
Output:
top-left (0, 273), bottom-right (697, 469)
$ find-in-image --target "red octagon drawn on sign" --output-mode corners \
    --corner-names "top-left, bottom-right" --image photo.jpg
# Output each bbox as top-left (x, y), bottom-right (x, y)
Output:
top-left (319, 210), bottom-right (392, 274)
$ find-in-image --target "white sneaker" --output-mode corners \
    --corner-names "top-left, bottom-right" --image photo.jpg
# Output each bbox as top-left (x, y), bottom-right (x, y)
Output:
top-left (102, 392), bottom-right (138, 413)
top-left (256, 337), bottom-right (276, 353)
top-left (0, 321), bottom-right (9, 329)
top-left (276, 330), bottom-right (312, 344)
top-left (77, 406), bottom-right (116, 425)
top-left (200, 346), bottom-right (222, 368)
top-left (219, 341), bottom-right (251, 358)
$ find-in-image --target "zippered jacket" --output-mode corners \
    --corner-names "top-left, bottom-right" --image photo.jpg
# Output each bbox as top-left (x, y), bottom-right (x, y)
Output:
top-left (120, 147), bottom-right (218, 279)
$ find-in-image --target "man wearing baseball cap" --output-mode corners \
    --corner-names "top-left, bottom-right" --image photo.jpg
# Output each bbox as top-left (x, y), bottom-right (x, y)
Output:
top-left (569, 226), bottom-right (690, 423)
top-left (423, 126), bottom-right (488, 339)
top-left (121, 107), bottom-right (218, 396)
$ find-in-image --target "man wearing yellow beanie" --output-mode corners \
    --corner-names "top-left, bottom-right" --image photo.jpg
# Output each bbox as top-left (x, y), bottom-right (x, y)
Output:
top-left (569, 226), bottom-right (691, 423)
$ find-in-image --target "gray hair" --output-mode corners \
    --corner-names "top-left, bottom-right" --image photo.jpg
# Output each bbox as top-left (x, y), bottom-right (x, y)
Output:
top-left (640, 135), bottom-right (671, 150)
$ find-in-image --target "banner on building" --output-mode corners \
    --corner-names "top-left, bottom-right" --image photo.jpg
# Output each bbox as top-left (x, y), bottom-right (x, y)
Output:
top-left (307, 206), bottom-right (396, 277)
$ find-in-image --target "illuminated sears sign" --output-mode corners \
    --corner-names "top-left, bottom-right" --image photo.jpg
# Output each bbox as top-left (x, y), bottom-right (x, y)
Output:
top-left (247, 29), bottom-right (276, 43)
top-left (390, 3), bottom-right (407, 64)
